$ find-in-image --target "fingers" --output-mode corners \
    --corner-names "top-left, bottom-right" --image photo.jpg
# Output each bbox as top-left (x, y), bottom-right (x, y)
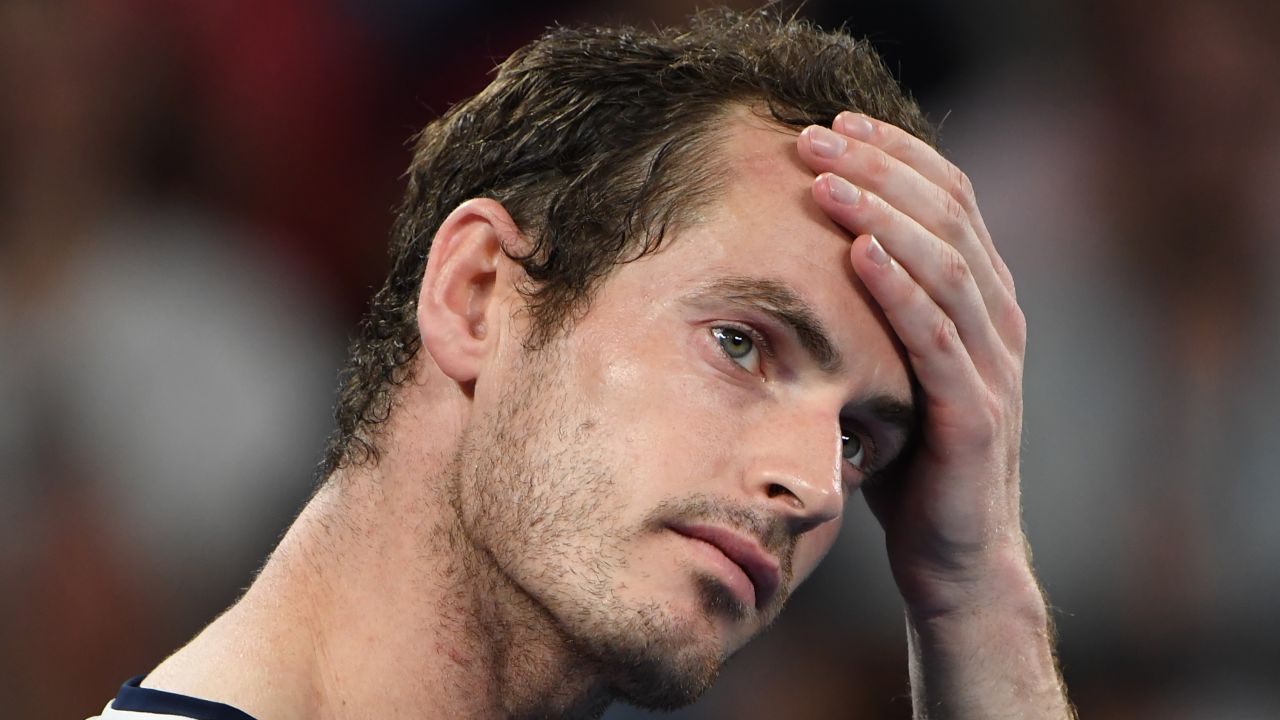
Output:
top-left (797, 120), bottom-right (1021, 352)
top-left (846, 233), bottom-right (984, 410)
top-left (811, 173), bottom-right (1007, 375)
top-left (832, 112), bottom-right (1014, 297)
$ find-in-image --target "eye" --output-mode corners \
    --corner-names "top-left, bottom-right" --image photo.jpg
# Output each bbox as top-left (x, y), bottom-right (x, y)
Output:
top-left (711, 325), bottom-right (762, 375)
top-left (840, 431), bottom-right (867, 471)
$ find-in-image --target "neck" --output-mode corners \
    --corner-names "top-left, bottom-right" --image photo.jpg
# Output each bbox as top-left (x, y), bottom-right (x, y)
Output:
top-left (144, 392), bottom-right (614, 719)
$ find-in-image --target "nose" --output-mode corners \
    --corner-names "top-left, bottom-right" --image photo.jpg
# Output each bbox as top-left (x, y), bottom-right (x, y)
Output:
top-left (741, 410), bottom-right (844, 533)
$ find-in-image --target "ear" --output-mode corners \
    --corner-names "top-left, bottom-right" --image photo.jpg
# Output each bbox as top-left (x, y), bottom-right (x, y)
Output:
top-left (417, 198), bottom-right (525, 388)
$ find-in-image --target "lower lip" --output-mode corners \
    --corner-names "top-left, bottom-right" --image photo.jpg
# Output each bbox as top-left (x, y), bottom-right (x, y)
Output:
top-left (673, 531), bottom-right (757, 610)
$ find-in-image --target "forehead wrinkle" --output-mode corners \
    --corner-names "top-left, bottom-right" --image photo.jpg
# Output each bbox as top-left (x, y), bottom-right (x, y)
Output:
top-left (685, 275), bottom-right (844, 375)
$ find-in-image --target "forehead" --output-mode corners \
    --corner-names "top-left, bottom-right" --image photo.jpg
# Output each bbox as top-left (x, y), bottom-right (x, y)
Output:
top-left (710, 116), bottom-right (858, 277)
top-left (609, 113), bottom-right (911, 393)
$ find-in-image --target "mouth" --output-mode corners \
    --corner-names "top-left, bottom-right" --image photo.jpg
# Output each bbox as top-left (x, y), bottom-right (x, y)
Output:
top-left (668, 522), bottom-right (782, 612)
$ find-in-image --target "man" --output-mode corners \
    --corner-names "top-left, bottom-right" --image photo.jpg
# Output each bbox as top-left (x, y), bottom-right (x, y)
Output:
top-left (91, 9), bottom-right (1074, 719)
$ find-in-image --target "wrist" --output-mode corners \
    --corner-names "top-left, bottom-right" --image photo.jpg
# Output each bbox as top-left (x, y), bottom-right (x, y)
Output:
top-left (902, 555), bottom-right (1071, 720)
top-left (899, 540), bottom-right (1046, 626)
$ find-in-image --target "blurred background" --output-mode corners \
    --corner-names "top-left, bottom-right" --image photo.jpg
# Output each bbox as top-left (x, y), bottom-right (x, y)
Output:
top-left (2, 0), bottom-right (1278, 718)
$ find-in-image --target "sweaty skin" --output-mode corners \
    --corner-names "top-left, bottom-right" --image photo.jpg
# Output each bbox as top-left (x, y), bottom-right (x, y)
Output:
top-left (134, 113), bottom-right (1073, 720)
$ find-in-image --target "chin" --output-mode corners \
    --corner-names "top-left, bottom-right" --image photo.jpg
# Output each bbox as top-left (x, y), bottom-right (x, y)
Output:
top-left (593, 622), bottom-right (725, 711)
top-left (578, 575), bottom-right (764, 711)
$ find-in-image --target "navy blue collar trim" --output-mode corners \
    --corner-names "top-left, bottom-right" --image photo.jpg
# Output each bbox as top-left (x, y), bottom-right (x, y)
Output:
top-left (113, 676), bottom-right (259, 720)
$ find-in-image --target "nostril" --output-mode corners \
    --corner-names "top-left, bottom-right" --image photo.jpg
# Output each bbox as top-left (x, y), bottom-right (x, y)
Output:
top-left (766, 483), bottom-right (802, 508)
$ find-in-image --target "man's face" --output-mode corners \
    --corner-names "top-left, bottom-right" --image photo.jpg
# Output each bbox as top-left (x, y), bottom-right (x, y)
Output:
top-left (453, 117), bottom-right (914, 708)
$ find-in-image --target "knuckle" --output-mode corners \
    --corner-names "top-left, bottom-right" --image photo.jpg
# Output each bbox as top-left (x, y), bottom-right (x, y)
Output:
top-left (994, 353), bottom-right (1024, 395)
top-left (931, 316), bottom-right (961, 355)
top-left (943, 393), bottom-right (1001, 449)
top-left (864, 145), bottom-right (894, 181)
top-left (1003, 302), bottom-right (1028, 350)
top-left (1007, 358), bottom-right (1026, 392)
top-left (939, 245), bottom-right (972, 289)
top-left (886, 131), bottom-right (914, 160)
top-left (997, 257), bottom-right (1016, 288)
top-left (946, 162), bottom-right (977, 209)
top-left (857, 188), bottom-right (884, 219)
top-left (883, 273), bottom-right (919, 318)
top-left (977, 394), bottom-right (1005, 441)
top-left (939, 189), bottom-right (970, 237)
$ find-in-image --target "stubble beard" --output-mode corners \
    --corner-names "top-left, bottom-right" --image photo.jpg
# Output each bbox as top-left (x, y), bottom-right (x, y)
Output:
top-left (445, 345), bottom-right (735, 711)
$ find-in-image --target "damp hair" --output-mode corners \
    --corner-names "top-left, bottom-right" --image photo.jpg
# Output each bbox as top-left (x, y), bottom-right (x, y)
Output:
top-left (321, 6), bottom-right (935, 475)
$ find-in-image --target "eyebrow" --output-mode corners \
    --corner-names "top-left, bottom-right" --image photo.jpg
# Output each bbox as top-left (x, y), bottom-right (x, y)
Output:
top-left (857, 392), bottom-right (919, 444)
top-left (686, 275), bottom-right (919, 442)
top-left (855, 390), bottom-right (922, 478)
top-left (686, 276), bottom-right (846, 375)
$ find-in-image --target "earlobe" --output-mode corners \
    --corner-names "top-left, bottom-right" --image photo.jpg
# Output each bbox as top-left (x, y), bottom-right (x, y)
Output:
top-left (417, 198), bottom-right (524, 386)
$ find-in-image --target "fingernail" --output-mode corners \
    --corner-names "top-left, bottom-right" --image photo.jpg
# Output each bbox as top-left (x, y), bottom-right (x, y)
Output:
top-left (866, 235), bottom-right (893, 267)
top-left (826, 174), bottom-right (860, 204)
top-left (805, 125), bottom-right (846, 158)
top-left (837, 112), bottom-right (874, 140)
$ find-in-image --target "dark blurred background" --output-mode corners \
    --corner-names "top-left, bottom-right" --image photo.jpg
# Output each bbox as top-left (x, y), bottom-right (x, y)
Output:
top-left (2, 1), bottom-right (1279, 718)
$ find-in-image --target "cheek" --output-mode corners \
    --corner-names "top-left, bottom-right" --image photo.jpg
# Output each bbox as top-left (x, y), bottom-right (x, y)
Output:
top-left (582, 330), bottom-right (743, 484)
top-left (645, 362), bottom-right (754, 492)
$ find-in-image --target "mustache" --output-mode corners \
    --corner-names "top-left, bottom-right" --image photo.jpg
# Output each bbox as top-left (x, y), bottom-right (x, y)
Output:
top-left (641, 495), bottom-right (796, 585)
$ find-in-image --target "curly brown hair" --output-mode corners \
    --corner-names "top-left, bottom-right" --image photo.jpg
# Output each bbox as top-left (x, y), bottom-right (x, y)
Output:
top-left (321, 6), bottom-right (936, 475)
